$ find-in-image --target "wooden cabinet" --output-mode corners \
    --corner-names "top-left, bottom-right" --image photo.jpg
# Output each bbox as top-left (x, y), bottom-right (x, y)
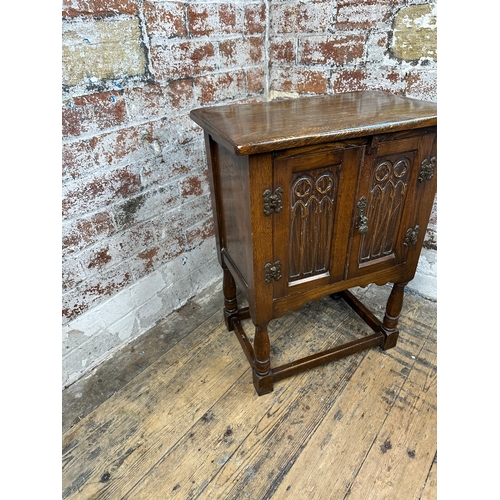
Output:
top-left (190, 91), bottom-right (437, 395)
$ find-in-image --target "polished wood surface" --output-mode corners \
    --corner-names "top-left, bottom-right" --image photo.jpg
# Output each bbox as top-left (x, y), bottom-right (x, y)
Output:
top-left (62, 282), bottom-right (437, 499)
top-left (190, 91), bottom-right (437, 155)
top-left (192, 91), bottom-right (437, 395)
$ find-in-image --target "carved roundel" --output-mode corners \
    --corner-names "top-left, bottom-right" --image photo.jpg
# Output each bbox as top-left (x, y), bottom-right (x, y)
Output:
top-left (393, 159), bottom-right (409, 178)
top-left (293, 177), bottom-right (313, 198)
top-left (374, 162), bottom-right (391, 182)
top-left (315, 173), bottom-right (334, 194)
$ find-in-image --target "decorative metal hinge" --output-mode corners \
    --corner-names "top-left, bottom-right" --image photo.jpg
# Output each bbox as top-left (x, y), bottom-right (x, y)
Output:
top-left (418, 157), bottom-right (436, 182)
top-left (264, 261), bottom-right (282, 283)
top-left (263, 187), bottom-right (283, 215)
top-left (404, 225), bottom-right (420, 247)
top-left (355, 197), bottom-right (369, 235)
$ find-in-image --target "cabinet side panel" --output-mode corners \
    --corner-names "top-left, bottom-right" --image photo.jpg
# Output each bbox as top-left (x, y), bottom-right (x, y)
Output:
top-left (215, 143), bottom-right (252, 288)
top-left (402, 130), bottom-right (437, 279)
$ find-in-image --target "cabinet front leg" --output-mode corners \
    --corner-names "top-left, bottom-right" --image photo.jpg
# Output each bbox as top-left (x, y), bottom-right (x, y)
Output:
top-left (253, 324), bottom-right (273, 395)
top-left (381, 282), bottom-right (408, 350)
top-left (223, 266), bottom-right (238, 331)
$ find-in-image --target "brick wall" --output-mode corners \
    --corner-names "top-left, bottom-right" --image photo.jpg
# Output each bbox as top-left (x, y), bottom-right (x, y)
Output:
top-left (62, 0), bottom-right (437, 387)
top-left (268, 1), bottom-right (437, 99)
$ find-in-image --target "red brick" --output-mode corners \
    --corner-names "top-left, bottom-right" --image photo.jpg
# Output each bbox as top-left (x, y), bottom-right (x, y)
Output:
top-left (336, 0), bottom-right (392, 30)
top-left (62, 257), bottom-right (85, 292)
top-left (270, 38), bottom-right (296, 63)
top-left (62, 211), bottom-right (115, 255)
top-left (151, 209), bottom-right (187, 243)
top-left (151, 113), bottom-right (200, 147)
top-left (62, 0), bottom-right (139, 17)
top-left (62, 265), bottom-right (133, 321)
top-left (62, 220), bottom-right (92, 256)
top-left (113, 221), bottom-right (156, 259)
top-left (128, 234), bottom-right (183, 280)
top-left (270, 65), bottom-right (328, 94)
top-left (181, 175), bottom-right (203, 198)
top-left (91, 211), bottom-right (116, 236)
top-left (150, 41), bottom-right (217, 79)
top-left (187, 3), bottom-right (237, 36)
top-left (143, 1), bottom-right (186, 39)
top-left (62, 289), bottom-right (89, 320)
top-left (85, 245), bottom-right (113, 271)
top-left (156, 233), bottom-right (185, 262)
top-left (219, 3), bottom-right (237, 33)
top-left (137, 247), bottom-right (159, 274)
top-left (162, 194), bottom-right (212, 235)
top-left (181, 170), bottom-right (209, 199)
top-left (186, 218), bottom-right (215, 247)
top-left (187, 3), bottom-right (218, 36)
top-left (245, 3), bottom-right (266, 34)
top-left (165, 79), bottom-right (195, 110)
top-left (62, 140), bottom-right (96, 181)
top-left (89, 124), bottom-right (150, 167)
top-left (174, 142), bottom-right (206, 173)
top-left (62, 91), bottom-right (127, 138)
top-left (271, 1), bottom-right (332, 34)
top-left (333, 68), bottom-right (405, 93)
top-left (333, 69), bottom-right (368, 92)
top-left (62, 165), bottom-right (142, 219)
top-left (247, 67), bottom-right (265, 94)
top-left (220, 37), bottom-right (263, 68)
top-left (194, 71), bottom-right (246, 105)
top-left (124, 84), bottom-right (168, 121)
top-left (300, 35), bottom-right (365, 65)
top-left (406, 70), bottom-right (437, 101)
top-left (337, 0), bottom-right (394, 5)
top-left (141, 143), bottom-right (202, 188)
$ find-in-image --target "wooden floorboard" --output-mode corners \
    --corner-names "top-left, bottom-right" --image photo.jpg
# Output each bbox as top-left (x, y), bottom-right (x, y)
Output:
top-left (62, 282), bottom-right (437, 500)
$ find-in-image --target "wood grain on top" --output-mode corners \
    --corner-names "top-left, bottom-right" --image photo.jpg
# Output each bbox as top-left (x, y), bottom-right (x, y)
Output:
top-left (190, 91), bottom-right (437, 155)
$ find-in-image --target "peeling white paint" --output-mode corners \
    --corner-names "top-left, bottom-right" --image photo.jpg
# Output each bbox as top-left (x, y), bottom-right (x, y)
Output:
top-left (62, 239), bottom-right (219, 388)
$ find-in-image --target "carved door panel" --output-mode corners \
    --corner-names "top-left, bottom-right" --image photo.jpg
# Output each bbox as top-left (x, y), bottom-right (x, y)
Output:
top-left (347, 132), bottom-right (430, 279)
top-left (272, 143), bottom-right (363, 298)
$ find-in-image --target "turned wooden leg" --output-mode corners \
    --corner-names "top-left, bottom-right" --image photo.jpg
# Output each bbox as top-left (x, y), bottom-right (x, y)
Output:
top-left (381, 282), bottom-right (408, 350)
top-left (252, 324), bottom-right (273, 395)
top-left (222, 266), bottom-right (238, 331)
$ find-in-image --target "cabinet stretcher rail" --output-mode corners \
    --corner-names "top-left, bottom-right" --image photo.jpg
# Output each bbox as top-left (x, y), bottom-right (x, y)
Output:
top-left (230, 290), bottom-right (386, 384)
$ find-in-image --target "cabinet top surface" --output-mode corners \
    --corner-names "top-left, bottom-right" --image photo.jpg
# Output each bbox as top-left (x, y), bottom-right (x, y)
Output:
top-left (190, 91), bottom-right (437, 155)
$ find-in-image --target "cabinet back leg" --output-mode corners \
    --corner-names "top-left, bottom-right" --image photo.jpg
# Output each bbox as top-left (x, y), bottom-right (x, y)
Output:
top-left (381, 282), bottom-right (408, 350)
top-left (223, 266), bottom-right (238, 331)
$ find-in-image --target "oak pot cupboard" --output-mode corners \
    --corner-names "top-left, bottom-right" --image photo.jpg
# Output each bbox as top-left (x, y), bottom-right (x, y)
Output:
top-left (190, 91), bottom-right (437, 395)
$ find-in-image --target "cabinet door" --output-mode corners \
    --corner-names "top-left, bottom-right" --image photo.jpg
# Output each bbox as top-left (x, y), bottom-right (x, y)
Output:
top-left (272, 143), bottom-right (363, 298)
top-left (347, 131), bottom-right (435, 279)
